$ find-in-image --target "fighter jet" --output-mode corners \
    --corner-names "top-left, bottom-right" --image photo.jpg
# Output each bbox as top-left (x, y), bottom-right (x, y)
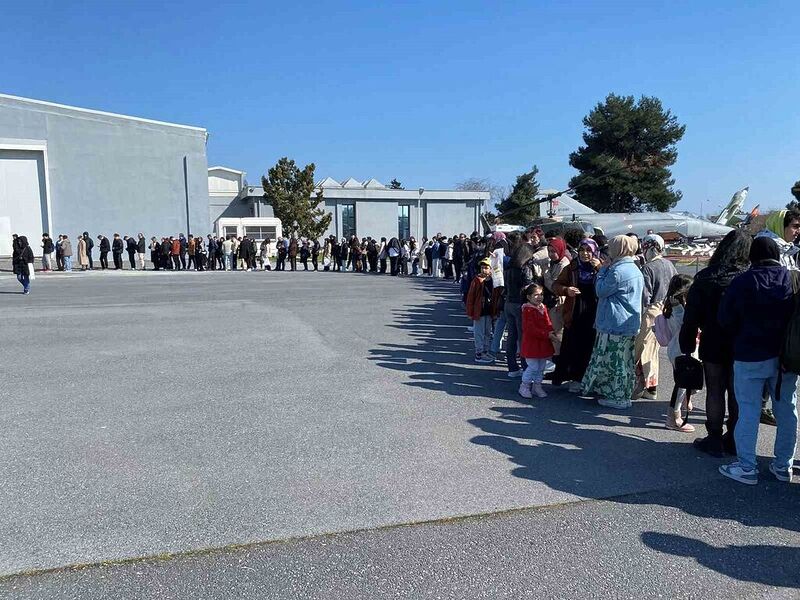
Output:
top-left (715, 187), bottom-right (749, 226)
top-left (540, 190), bottom-right (734, 241)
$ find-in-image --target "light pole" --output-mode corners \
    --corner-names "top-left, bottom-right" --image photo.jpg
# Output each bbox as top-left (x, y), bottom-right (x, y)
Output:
top-left (418, 188), bottom-right (424, 240)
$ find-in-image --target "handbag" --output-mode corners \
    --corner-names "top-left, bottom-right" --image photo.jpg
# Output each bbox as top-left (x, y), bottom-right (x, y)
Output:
top-left (27, 263), bottom-right (36, 281)
top-left (674, 355), bottom-right (704, 391)
top-left (653, 314), bottom-right (672, 347)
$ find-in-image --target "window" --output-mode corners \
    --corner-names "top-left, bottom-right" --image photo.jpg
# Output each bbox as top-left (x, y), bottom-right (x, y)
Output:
top-left (342, 204), bottom-right (356, 238)
top-left (223, 226), bottom-right (238, 239)
top-left (398, 205), bottom-right (410, 240)
top-left (244, 225), bottom-right (277, 241)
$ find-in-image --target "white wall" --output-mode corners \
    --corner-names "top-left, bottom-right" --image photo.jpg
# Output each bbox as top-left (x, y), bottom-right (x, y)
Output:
top-left (0, 149), bottom-right (47, 255)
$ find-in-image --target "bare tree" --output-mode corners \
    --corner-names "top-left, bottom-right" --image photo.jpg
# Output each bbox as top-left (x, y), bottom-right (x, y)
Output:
top-left (455, 178), bottom-right (508, 220)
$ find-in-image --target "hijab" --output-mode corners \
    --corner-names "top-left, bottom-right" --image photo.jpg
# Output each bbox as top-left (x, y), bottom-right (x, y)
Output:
top-left (749, 236), bottom-right (781, 266)
top-left (548, 237), bottom-right (568, 262)
top-left (577, 239), bottom-right (599, 284)
top-left (766, 210), bottom-right (787, 238)
top-left (608, 235), bottom-right (638, 262)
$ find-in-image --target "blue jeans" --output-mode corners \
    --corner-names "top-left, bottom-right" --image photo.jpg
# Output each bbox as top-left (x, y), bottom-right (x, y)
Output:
top-left (473, 316), bottom-right (492, 355)
top-left (522, 358), bottom-right (549, 384)
top-left (63, 256), bottom-right (73, 271)
top-left (733, 358), bottom-right (798, 471)
top-left (491, 312), bottom-right (507, 355)
top-left (504, 302), bottom-right (525, 372)
top-left (16, 273), bottom-right (30, 291)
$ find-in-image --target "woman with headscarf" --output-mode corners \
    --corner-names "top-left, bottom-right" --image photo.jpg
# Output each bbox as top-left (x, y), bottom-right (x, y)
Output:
top-left (543, 237), bottom-right (572, 370)
top-left (552, 238), bottom-right (602, 391)
top-left (581, 235), bottom-right (644, 409)
top-left (12, 235), bottom-right (35, 294)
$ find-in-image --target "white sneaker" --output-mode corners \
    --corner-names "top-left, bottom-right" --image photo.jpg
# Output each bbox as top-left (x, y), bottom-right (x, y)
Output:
top-left (518, 382), bottom-right (533, 399)
top-left (532, 383), bottom-right (548, 398)
top-left (568, 381), bottom-right (583, 394)
top-left (544, 360), bottom-right (556, 374)
top-left (507, 370), bottom-right (523, 379)
top-left (466, 326), bottom-right (474, 333)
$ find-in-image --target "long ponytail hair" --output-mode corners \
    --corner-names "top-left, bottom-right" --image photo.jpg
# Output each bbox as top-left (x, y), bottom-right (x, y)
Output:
top-left (663, 274), bottom-right (693, 318)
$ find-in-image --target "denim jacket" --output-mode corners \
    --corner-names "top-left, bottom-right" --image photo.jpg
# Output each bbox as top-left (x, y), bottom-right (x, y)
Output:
top-left (594, 257), bottom-right (644, 336)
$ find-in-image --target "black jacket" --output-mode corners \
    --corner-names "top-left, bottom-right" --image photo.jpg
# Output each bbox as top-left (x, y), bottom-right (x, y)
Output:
top-left (12, 238), bottom-right (34, 276)
top-left (100, 238), bottom-right (111, 253)
top-left (679, 265), bottom-right (744, 364)
top-left (112, 238), bottom-right (123, 253)
top-left (718, 263), bottom-right (794, 362)
top-left (505, 243), bottom-right (536, 304)
top-left (42, 238), bottom-right (54, 253)
top-left (136, 238), bottom-right (146, 253)
top-left (126, 238), bottom-right (137, 252)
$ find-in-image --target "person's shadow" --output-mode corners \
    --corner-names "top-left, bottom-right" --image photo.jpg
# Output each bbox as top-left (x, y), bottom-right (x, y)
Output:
top-left (641, 532), bottom-right (800, 588)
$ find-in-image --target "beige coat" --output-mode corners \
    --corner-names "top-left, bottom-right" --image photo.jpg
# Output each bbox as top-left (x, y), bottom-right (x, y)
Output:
top-left (78, 238), bottom-right (89, 266)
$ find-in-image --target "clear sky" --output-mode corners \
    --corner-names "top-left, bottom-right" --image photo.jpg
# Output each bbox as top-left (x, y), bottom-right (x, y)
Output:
top-left (2, 0), bottom-right (798, 213)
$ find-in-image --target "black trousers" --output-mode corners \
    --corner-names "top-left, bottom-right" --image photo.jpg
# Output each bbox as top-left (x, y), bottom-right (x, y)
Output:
top-left (290, 257), bottom-right (297, 271)
top-left (180, 253), bottom-right (187, 269)
top-left (188, 254), bottom-right (195, 269)
top-left (87, 251), bottom-right (94, 269)
top-left (172, 255), bottom-right (181, 270)
top-left (195, 253), bottom-right (204, 271)
top-left (379, 258), bottom-right (387, 273)
top-left (704, 361), bottom-right (738, 438)
top-left (127, 250), bottom-right (136, 269)
top-left (301, 258), bottom-right (309, 270)
top-left (389, 256), bottom-right (399, 276)
top-left (454, 259), bottom-right (463, 282)
top-left (113, 252), bottom-right (123, 269)
top-left (312, 255), bottom-right (318, 271)
top-left (100, 252), bottom-right (109, 269)
top-left (276, 256), bottom-right (285, 271)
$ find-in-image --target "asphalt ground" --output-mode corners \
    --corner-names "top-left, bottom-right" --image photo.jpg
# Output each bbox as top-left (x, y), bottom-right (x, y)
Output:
top-left (0, 267), bottom-right (797, 598)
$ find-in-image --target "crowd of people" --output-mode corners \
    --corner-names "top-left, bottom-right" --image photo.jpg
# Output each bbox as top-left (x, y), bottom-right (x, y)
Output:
top-left (10, 231), bottom-right (478, 285)
top-left (462, 208), bottom-right (800, 486)
top-left (9, 209), bottom-right (800, 486)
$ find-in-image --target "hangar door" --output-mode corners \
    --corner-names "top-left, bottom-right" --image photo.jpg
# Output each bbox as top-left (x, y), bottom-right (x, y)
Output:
top-left (0, 150), bottom-right (49, 256)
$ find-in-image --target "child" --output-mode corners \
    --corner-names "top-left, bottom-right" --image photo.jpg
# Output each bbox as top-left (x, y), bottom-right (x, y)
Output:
top-left (662, 274), bottom-right (695, 432)
top-left (520, 283), bottom-right (557, 398)
top-left (466, 258), bottom-right (494, 363)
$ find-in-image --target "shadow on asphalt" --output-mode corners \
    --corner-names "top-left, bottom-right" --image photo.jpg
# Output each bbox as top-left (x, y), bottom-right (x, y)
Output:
top-left (641, 531), bottom-right (800, 588)
top-left (370, 276), bottom-right (800, 587)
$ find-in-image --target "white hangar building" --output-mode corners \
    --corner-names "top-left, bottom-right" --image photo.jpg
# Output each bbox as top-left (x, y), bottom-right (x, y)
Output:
top-left (0, 93), bottom-right (209, 255)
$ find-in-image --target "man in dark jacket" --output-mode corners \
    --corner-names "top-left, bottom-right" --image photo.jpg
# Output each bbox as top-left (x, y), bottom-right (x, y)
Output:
top-left (111, 234), bottom-right (124, 269)
top-left (503, 233), bottom-right (536, 376)
top-left (98, 234), bottom-right (111, 269)
top-left (125, 235), bottom-right (137, 269)
top-left (717, 237), bottom-right (797, 485)
top-left (83, 232), bottom-right (94, 269)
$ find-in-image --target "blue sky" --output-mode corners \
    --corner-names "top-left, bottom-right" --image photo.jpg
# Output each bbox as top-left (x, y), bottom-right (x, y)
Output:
top-left (2, 0), bottom-right (798, 213)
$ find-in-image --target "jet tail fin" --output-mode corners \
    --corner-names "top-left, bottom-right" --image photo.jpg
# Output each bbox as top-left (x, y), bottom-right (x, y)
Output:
top-left (716, 187), bottom-right (749, 225)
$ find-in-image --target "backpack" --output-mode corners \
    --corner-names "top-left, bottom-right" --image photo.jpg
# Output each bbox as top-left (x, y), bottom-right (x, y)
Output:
top-left (653, 314), bottom-right (672, 347)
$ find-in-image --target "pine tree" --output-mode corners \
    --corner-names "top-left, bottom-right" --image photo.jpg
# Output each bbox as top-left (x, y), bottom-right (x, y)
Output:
top-left (262, 158), bottom-right (332, 239)
top-left (569, 94), bottom-right (686, 213)
top-left (495, 167), bottom-right (540, 224)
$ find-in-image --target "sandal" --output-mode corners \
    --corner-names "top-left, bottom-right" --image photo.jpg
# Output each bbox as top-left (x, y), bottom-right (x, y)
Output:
top-left (666, 414), bottom-right (695, 433)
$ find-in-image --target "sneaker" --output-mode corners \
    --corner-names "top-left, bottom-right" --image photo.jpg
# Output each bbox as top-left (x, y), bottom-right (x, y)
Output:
top-left (641, 389), bottom-right (657, 400)
top-left (532, 383), bottom-right (548, 398)
top-left (760, 408), bottom-right (777, 427)
top-left (719, 462), bottom-right (759, 485)
top-left (507, 370), bottom-right (523, 379)
top-left (518, 382), bottom-right (533, 399)
top-left (486, 353), bottom-right (497, 362)
top-left (22, 289), bottom-right (30, 295)
top-left (475, 354), bottom-right (493, 364)
top-left (769, 463), bottom-right (792, 483)
top-left (597, 398), bottom-right (631, 410)
top-left (544, 360), bottom-right (556, 374)
top-left (466, 326), bottom-right (474, 333)
top-left (568, 381), bottom-right (583, 394)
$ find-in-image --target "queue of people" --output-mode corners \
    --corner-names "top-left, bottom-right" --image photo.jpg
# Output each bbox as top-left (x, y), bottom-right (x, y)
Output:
top-left (463, 207), bottom-right (800, 486)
